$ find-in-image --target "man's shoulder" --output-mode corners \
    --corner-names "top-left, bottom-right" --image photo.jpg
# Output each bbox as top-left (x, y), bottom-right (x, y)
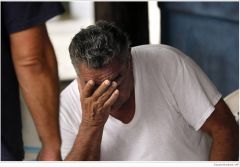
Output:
top-left (131, 44), bottom-right (186, 60)
top-left (132, 44), bottom-right (181, 52)
top-left (60, 79), bottom-right (79, 106)
top-left (61, 79), bottom-right (78, 95)
top-left (131, 44), bottom-right (187, 68)
top-left (59, 79), bottom-right (82, 136)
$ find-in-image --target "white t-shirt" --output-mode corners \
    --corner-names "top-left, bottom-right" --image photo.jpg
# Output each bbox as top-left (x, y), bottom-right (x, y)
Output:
top-left (59, 44), bottom-right (222, 160)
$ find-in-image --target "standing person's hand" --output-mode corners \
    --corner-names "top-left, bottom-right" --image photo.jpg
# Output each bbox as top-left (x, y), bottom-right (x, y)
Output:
top-left (80, 80), bottom-right (119, 127)
top-left (37, 145), bottom-right (61, 160)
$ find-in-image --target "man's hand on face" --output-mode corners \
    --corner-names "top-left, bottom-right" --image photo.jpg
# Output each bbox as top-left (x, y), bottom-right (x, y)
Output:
top-left (80, 80), bottom-right (119, 127)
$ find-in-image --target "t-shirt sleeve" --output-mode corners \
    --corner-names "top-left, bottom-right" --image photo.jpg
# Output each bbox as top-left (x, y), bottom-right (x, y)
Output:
top-left (163, 46), bottom-right (222, 131)
top-left (2, 2), bottom-right (64, 34)
top-left (59, 80), bottom-right (82, 159)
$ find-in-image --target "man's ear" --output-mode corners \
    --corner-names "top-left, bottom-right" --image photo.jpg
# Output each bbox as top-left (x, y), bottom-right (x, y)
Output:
top-left (128, 51), bottom-right (133, 68)
top-left (128, 48), bottom-right (131, 57)
top-left (77, 77), bottom-right (82, 94)
top-left (77, 77), bottom-right (81, 83)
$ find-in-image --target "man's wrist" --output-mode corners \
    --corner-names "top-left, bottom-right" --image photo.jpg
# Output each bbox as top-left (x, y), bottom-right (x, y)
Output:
top-left (79, 123), bottom-right (105, 139)
top-left (80, 118), bottom-right (106, 129)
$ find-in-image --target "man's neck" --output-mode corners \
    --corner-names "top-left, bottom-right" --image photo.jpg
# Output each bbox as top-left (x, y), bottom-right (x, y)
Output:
top-left (110, 89), bottom-right (135, 124)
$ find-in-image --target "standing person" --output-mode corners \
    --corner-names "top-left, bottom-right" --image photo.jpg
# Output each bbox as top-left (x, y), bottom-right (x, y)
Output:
top-left (1, 2), bottom-right (64, 160)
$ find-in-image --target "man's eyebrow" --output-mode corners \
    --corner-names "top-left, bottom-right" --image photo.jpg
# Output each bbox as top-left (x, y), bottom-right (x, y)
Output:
top-left (84, 73), bottom-right (122, 84)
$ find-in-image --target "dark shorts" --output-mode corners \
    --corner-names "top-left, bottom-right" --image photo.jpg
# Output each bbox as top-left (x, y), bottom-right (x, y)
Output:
top-left (1, 142), bottom-right (18, 161)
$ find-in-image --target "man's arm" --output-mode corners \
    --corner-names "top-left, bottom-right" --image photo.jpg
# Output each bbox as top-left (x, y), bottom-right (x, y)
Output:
top-left (10, 24), bottom-right (61, 160)
top-left (201, 98), bottom-right (239, 161)
top-left (65, 124), bottom-right (104, 160)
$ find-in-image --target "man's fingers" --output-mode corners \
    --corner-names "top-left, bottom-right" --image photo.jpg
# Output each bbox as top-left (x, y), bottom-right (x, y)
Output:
top-left (92, 80), bottom-right (110, 99)
top-left (82, 80), bottom-right (95, 98)
top-left (103, 89), bottom-right (119, 108)
top-left (98, 81), bottom-right (117, 103)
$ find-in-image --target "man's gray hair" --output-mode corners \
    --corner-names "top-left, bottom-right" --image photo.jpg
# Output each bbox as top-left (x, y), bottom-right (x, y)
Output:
top-left (69, 20), bottom-right (131, 72)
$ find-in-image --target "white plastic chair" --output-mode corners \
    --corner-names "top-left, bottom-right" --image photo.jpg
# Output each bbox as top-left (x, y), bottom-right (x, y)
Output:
top-left (224, 90), bottom-right (239, 124)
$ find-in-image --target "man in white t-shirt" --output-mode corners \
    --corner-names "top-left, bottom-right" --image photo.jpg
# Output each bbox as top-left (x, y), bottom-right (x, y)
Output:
top-left (60, 21), bottom-right (239, 161)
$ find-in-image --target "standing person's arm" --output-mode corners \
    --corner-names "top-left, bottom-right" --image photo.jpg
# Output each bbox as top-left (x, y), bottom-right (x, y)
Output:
top-left (10, 24), bottom-right (61, 160)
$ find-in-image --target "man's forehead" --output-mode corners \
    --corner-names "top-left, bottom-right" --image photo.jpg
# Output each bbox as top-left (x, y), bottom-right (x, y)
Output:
top-left (78, 61), bottom-right (124, 84)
